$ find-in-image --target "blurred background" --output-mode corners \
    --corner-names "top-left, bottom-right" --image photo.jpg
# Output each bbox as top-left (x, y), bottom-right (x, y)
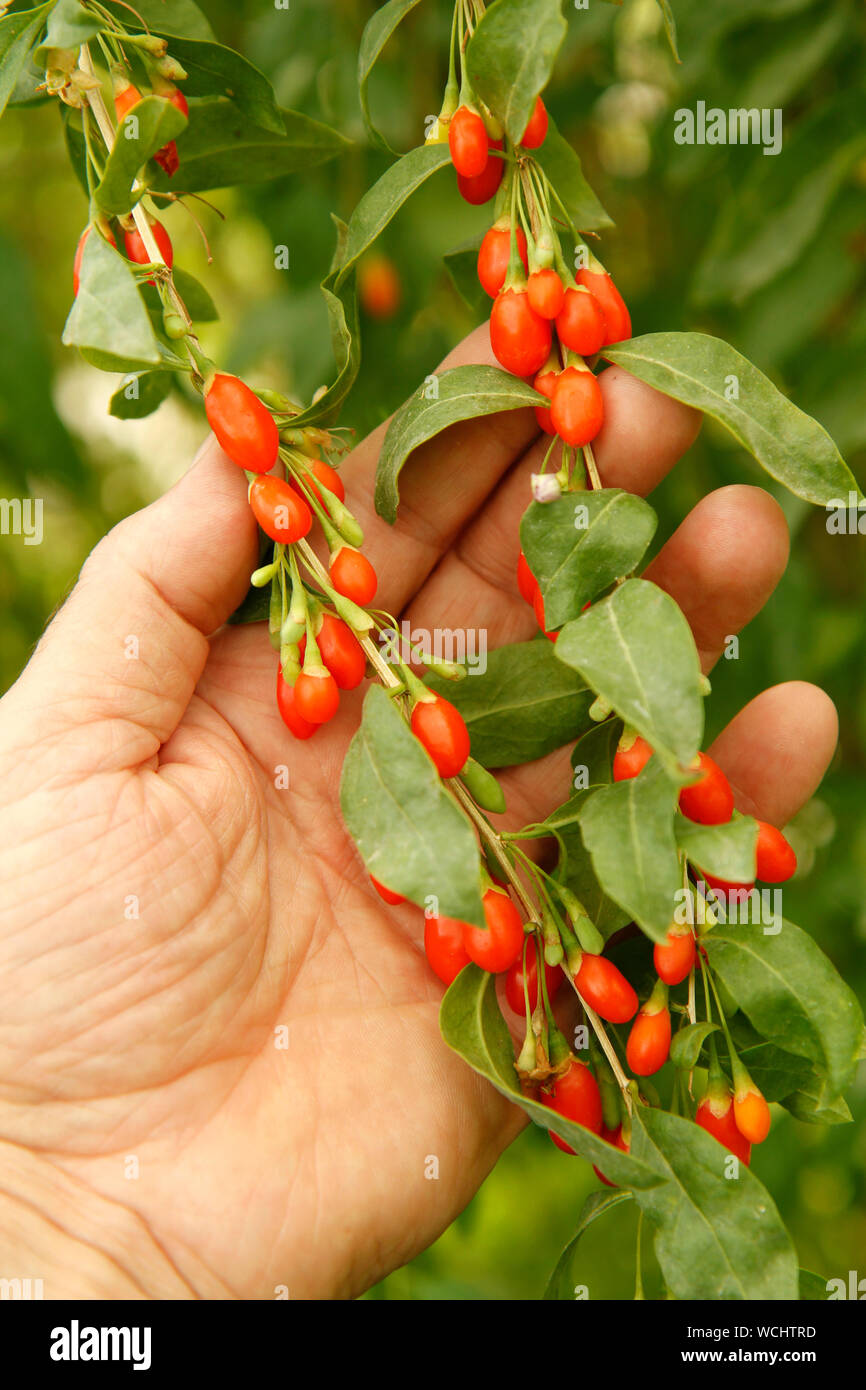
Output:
top-left (0, 0), bottom-right (864, 1297)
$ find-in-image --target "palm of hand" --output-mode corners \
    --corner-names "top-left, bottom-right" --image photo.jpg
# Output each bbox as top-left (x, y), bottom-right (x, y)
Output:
top-left (0, 328), bottom-right (838, 1299)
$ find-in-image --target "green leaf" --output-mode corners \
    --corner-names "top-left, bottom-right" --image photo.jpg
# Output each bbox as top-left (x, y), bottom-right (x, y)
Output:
top-left (336, 143), bottom-right (452, 287)
top-left (0, 4), bottom-right (52, 120)
top-left (228, 583), bottom-right (269, 627)
top-left (549, 792), bottom-right (630, 940)
top-left (340, 685), bottom-right (486, 927)
top-left (734, 1037), bottom-right (814, 1104)
top-left (532, 123), bottom-right (613, 232)
top-left (798, 1269), bottom-right (830, 1301)
top-left (654, 0), bottom-right (681, 62)
top-left (670, 1021), bottom-right (720, 1071)
top-left (630, 1106), bottom-right (799, 1301)
top-left (443, 237), bottom-right (488, 319)
top-left (357, 0), bottom-right (424, 151)
top-left (604, 333), bottom-right (863, 508)
top-left (109, 371), bottom-right (172, 420)
top-left (704, 918), bottom-right (864, 1096)
top-left (520, 490), bottom-right (657, 630)
top-left (150, 99), bottom-right (350, 194)
top-left (288, 218), bottom-right (359, 429)
top-left (555, 578), bottom-right (704, 776)
top-left (36, 0), bottom-right (101, 59)
top-left (105, 0), bottom-right (214, 40)
top-left (465, 0), bottom-right (567, 146)
top-left (425, 639), bottom-right (594, 770)
top-left (375, 365), bottom-right (544, 523)
top-left (148, 35), bottom-right (284, 133)
top-left (577, 759), bottom-right (682, 942)
top-left (170, 267), bottom-right (218, 323)
top-left (675, 814), bottom-right (758, 883)
top-left (62, 232), bottom-right (161, 367)
top-left (570, 718), bottom-right (620, 786)
top-left (440, 965), bottom-right (661, 1187)
top-left (95, 96), bottom-right (188, 216)
top-left (543, 1191), bottom-right (633, 1299)
top-left (781, 1074), bottom-right (852, 1127)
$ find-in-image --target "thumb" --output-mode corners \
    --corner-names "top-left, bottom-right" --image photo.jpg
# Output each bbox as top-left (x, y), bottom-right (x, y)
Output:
top-left (4, 435), bottom-right (259, 767)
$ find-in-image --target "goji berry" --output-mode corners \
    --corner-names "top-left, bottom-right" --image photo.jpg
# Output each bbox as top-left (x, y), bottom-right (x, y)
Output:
top-left (73, 225), bottom-right (116, 296)
top-left (521, 95), bottom-right (548, 149)
top-left (517, 550), bottom-right (538, 605)
top-left (114, 82), bottom-right (141, 123)
top-left (358, 253), bottom-right (402, 318)
top-left (276, 667), bottom-right (318, 740)
top-left (541, 1058), bottom-right (603, 1152)
top-left (626, 984), bottom-right (671, 1076)
top-left (371, 875), bottom-right (405, 905)
top-left (755, 821), bottom-right (797, 883)
top-left (411, 692), bottom-right (470, 778)
top-left (532, 367), bottom-right (559, 434)
top-left (574, 952), bottom-right (638, 1023)
top-left (249, 474), bottom-right (312, 544)
top-left (653, 924), bottom-right (696, 986)
top-left (299, 613), bottom-right (366, 691)
top-left (733, 1084), bottom-right (771, 1144)
top-left (527, 268), bottom-right (565, 320)
top-left (679, 753), bottom-right (734, 826)
top-left (594, 1124), bottom-right (629, 1186)
top-left (477, 220), bottom-right (528, 298)
top-left (462, 887), bottom-right (525, 973)
top-left (449, 105), bottom-right (489, 177)
top-left (490, 287), bottom-right (552, 377)
top-left (204, 373), bottom-right (278, 473)
top-left (294, 668), bottom-right (340, 724)
top-left (576, 267), bottom-right (631, 345)
top-left (533, 587), bottom-right (557, 642)
top-left (555, 285), bottom-right (606, 356)
top-left (696, 1089), bottom-right (751, 1166)
top-left (329, 546), bottom-right (378, 604)
top-left (456, 138), bottom-right (503, 204)
top-left (504, 948), bottom-right (563, 1014)
top-left (613, 734), bottom-right (653, 782)
top-left (425, 913), bottom-right (471, 985)
top-left (123, 218), bottom-right (174, 275)
top-left (549, 365), bottom-right (604, 446)
top-left (296, 456), bottom-right (345, 507)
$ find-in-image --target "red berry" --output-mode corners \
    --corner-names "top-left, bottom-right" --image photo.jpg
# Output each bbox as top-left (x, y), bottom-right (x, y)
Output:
top-left (154, 140), bottom-right (179, 177)
top-left (490, 288), bottom-right (552, 377)
top-left (296, 456), bottom-right (346, 507)
top-left (593, 1124), bottom-right (629, 1186)
top-left (653, 926), bottom-right (696, 986)
top-left (204, 373), bottom-right (278, 473)
top-left (733, 1086), bottom-right (771, 1144)
top-left (550, 366), bottom-right (604, 447)
top-left (574, 952), bottom-right (638, 1024)
top-left (463, 887), bottom-right (525, 973)
top-left (555, 286), bottom-right (606, 356)
top-left (532, 587), bottom-right (557, 642)
top-left (626, 998), bottom-right (671, 1076)
top-left (449, 105), bottom-right (489, 177)
top-left (425, 913), bottom-right (471, 985)
top-left (371, 875), bottom-right (405, 906)
top-left (165, 87), bottom-right (189, 120)
top-left (249, 475), bottom-right (312, 544)
top-left (541, 1058), bottom-right (603, 1152)
top-left (532, 367), bottom-right (558, 434)
top-left (358, 253), bottom-right (402, 318)
top-left (411, 693), bottom-right (470, 779)
top-left (114, 83), bottom-right (141, 123)
top-left (276, 668), bottom-right (318, 740)
top-left (294, 669), bottom-right (340, 724)
top-left (526, 268), bottom-right (565, 320)
top-left (701, 872), bottom-right (755, 905)
top-left (521, 95), bottom-right (548, 149)
top-left (696, 1091), bottom-right (751, 1166)
top-left (456, 139), bottom-right (504, 204)
top-left (301, 613), bottom-right (366, 691)
top-left (755, 821), bottom-right (797, 883)
top-left (613, 735), bottom-right (653, 782)
top-left (517, 551), bottom-right (538, 605)
top-left (576, 268), bottom-right (631, 346)
top-left (679, 752), bottom-right (734, 826)
top-left (329, 546), bottom-right (378, 605)
top-left (477, 221), bottom-right (528, 298)
top-left (73, 225), bottom-right (116, 296)
top-left (123, 218), bottom-right (174, 280)
top-left (504, 949), bottom-right (563, 1015)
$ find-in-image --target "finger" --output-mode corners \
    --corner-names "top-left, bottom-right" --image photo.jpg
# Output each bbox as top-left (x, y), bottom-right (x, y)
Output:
top-left (709, 681), bottom-right (838, 827)
top-left (643, 485), bottom-right (790, 672)
top-left (3, 437), bottom-right (258, 767)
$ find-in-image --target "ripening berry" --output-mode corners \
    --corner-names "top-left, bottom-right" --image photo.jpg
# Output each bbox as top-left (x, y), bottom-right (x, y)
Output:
top-left (755, 821), bottom-right (797, 883)
top-left (626, 994), bottom-right (671, 1076)
top-left (204, 373), bottom-right (279, 473)
top-left (526, 268), bottom-right (565, 320)
top-left (504, 950), bottom-right (563, 1015)
top-left (549, 366), bottom-right (604, 446)
top-left (411, 693), bottom-right (470, 779)
top-left (114, 83), bottom-right (141, 123)
top-left (329, 546), bottom-right (378, 604)
top-left (477, 220), bottom-right (528, 298)
top-left (696, 1090), bottom-right (751, 1166)
top-left (574, 952), bottom-right (638, 1023)
top-left (123, 218), bottom-right (174, 274)
top-left (276, 668), bottom-right (318, 740)
top-left (294, 669), bottom-right (340, 724)
top-left (679, 752), bottom-right (734, 826)
top-left (520, 95), bottom-right (548, 149)
top-left (734, 1085), bottom-right (771, 1144)
top-left (541, 1058), bottom-right (603, 1152)
top-left (532, 367), bottom-right (559, 434)
top-left (358, 253), bottom-right (402, 318)
top-left (555, 286), bottom-right (606, 357)
top-left (576, 268), bottom-right (632, 346)
top-left (463, 887), bottom-right (525, 973)
top-left (425, 912), bottom-right (471, 985)
top-left (371, 875), bottom-right (406, 906)
top-left (449, 105), bottom-right (489, 177)
top-left (613, 734), bottom-right (653, 782)
top-left (517, 551), bottom-right (538, 605)
top-left (653, 925), bottom-right (696, 986)
top-left (73, 225), bottom-right (116, 296)
top-left (249, 475), bottom-right (312, 544)
top-left (490, 288), bottom-right (552, 377)
top-left (456, 138), bottom-right (504, 204)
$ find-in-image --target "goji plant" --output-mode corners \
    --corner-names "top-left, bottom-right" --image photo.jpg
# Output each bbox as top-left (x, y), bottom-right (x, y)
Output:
top-left (4, 0), bottom-right (863, 1302)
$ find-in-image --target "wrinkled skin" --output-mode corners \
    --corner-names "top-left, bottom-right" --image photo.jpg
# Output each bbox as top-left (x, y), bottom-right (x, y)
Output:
top-left (0, 327), bottom-right (837, 1299)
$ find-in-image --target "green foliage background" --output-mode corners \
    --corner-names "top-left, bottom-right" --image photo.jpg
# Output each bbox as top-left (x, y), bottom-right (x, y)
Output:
top-left (0, 0), bottom-right (864, 1297)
